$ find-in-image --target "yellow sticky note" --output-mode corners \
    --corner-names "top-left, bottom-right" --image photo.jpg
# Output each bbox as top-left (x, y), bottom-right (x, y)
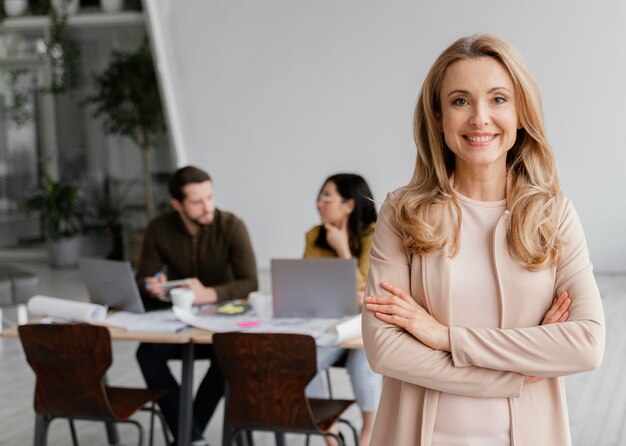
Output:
top-left (217, 303), bottom-right (246, 315)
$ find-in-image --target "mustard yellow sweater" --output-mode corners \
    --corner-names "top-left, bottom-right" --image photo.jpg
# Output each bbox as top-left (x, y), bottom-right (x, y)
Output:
top-left (303, 223), bottom-right (375, 290)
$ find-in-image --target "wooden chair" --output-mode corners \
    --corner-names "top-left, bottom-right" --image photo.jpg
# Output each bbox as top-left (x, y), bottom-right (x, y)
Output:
top-left (325, 350), bottom-right (350, 399)
top-left (18, 323), bottom-right (169, 446)
top-left (213, 332), bottom-right (359, 446)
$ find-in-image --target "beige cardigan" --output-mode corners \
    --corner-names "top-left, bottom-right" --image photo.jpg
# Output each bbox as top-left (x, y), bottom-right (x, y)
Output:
top-left (362, 192), bottom-right (605, 446)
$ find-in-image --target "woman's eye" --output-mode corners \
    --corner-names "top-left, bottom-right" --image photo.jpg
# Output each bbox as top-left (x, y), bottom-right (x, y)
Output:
top-left (493, 96), bottom-right (507, 104)
top-left (453, 98), bottom-right (468, 106)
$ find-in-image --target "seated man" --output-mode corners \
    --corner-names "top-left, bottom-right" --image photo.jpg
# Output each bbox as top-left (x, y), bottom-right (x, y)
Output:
top-left (136, 165), bottom-right (258, 445)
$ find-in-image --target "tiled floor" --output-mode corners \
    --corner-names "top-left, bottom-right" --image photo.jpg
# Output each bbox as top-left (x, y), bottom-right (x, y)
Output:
top-left (0, 254), bottom-right (624, 445)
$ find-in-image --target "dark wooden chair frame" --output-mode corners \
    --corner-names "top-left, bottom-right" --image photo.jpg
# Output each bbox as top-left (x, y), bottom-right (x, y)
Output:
top-left (18, 323), bottom-right (169, 446)
top-left (213, 332), bottom-right (359, 446)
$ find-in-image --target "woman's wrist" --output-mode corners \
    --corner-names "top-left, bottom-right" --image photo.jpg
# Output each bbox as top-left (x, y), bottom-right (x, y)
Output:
top-left (337, 246), bottom-right (352, 258)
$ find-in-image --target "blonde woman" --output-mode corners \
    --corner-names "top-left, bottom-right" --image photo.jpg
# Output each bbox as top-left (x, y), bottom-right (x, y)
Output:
top-left (363, 35), bottom-right (605, 445)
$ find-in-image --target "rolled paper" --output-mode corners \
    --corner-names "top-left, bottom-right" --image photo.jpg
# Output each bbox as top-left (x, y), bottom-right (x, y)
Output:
top-left (27, 295), bottom-right (107, 322)
top-left (317, 314), bottom-right (362, 346)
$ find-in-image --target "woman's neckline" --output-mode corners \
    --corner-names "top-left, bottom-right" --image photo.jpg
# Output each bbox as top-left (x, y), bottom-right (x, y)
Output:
top-left (450, 173), bottom-right (506, 205)
top-left (453, 187), bottom-right (507, 207)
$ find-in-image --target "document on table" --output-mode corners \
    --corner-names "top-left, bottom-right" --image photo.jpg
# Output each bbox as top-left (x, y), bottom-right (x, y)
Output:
top-left (173, 306), bottom-right (338, 339)
top-left (172, 307), bottom-right (362, 344)
top-left (106, 309), bottom-right (188, 333)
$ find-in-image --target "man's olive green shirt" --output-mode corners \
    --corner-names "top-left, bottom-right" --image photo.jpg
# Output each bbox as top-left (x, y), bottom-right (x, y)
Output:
top-left (137, 209), bottom-right (258, 310)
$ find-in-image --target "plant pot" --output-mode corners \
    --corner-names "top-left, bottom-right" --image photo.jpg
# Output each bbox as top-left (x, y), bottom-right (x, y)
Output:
top-left (100, 0), bottom-right (124, 13)
top-left (47, 236), bottom-right (82, 268)
top-left (51, 0), bottom-right (80, 16)
top-left (3, 0), bottom-right (28, 17)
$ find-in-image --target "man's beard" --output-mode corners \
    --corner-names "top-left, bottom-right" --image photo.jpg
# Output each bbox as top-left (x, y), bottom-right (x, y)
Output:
top-left (184, 210), bottom-right (213, 228)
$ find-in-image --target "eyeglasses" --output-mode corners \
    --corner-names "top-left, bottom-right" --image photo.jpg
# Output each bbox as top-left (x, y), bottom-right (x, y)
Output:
top-left (317, 193), bottom-right (345, 203)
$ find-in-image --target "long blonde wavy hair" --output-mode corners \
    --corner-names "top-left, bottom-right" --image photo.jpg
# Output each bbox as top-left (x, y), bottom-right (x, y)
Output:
top-left (394, 34), bottom-right (562, 271)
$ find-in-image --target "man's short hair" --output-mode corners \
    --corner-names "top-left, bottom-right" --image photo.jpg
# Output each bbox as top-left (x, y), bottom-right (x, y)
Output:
top-left (168, 166), bottom-right (212, 201)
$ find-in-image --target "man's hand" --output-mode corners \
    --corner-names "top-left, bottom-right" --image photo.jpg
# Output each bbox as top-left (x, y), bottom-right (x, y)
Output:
top-left (185, 278), bottom-right (218, 305)
top-left (144, 273), bottom-right (167, 298)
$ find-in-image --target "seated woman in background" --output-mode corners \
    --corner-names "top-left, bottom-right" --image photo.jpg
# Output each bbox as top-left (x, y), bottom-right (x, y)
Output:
top-left (304, 173), bottom-right (381, 446)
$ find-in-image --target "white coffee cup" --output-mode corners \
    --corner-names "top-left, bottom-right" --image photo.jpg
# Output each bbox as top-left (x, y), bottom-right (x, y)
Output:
top-left (248, 292), bottom-right (273, 319)
top-left (170, 288), bottom-right (195, 312)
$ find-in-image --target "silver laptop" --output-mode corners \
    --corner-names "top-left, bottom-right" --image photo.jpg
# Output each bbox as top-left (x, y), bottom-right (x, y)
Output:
top-left (79, 258), bottom-right (146, 313)
top-left (271, 258), bottom-right (359, 318)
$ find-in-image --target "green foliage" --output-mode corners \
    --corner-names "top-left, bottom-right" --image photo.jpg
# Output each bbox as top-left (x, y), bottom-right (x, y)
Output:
top-left (0, 33), bottom-right (35, 126)
top-left (2, 68), bottom-right (33, 126)
top-left (47, 5), bottom-right (81, 92)
top-left (13, 0), bottom-right (82, 92)
top-left (85, 180), bottom-right (127, 229)
top-left (86, 40), bottom-right (166, 149)
top-left (23, 173), bottom-right (83, 241)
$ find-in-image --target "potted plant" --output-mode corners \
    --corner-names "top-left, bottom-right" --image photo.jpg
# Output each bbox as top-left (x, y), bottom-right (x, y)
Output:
top-left (11, 1), bottom-right (82, 93)
top-left (84, 176), bottom-right (126, 260)
top-left (23, 172), bottom-right (84, 268)
top-left (85, 39), bottom-right (166, 218)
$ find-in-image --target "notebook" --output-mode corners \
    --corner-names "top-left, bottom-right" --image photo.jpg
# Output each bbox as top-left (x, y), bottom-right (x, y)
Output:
top-left (79, 258), bottom-right (146, 313)
top-left (271, 258), bottom-right (359, 318)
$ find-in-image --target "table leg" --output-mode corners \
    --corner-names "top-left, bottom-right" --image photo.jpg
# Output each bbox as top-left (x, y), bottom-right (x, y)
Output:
top-left (103, 375), bottom-right (120, 444)
top-left (178, 343), bottom-right (195, 446)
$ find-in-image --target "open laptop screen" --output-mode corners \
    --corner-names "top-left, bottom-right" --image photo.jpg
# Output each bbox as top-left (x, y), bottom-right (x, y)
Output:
top-left (271, 258), bottom-right (358, 318)
top-left (79, 258), bottom-right (146, 313)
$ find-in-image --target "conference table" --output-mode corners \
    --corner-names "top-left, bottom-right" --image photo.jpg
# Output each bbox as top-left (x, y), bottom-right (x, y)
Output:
top-left (2, 320), bottom-right (362, 446)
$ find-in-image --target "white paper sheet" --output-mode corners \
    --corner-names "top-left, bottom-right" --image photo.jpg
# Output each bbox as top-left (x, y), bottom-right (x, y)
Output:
top-left (105, 309), bottom-right (188, 332)
top-left (173, 306), bottom-right (337, 339)
top-left (27, 295), bottom-right (108, 322)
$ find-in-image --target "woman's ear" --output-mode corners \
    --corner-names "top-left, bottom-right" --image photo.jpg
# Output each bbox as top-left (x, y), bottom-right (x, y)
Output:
top-left (344, 199), bottom-right (355, 215)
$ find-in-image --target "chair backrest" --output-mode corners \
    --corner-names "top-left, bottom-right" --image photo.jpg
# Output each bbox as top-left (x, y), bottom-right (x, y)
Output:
top-left (213, 332), bottom-right (318, 431)
top-left (18, 323), bottom-right (115, 418)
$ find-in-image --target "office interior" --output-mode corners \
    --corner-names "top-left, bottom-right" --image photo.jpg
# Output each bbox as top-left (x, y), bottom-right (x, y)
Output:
top-left (1, 1), bottom-right (625, 445)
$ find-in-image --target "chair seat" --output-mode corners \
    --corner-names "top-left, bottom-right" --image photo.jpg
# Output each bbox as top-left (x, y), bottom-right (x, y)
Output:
top-left (308, 398), bottom-right (354, 431)
top-left (106, 386), bottom-right (167, 420)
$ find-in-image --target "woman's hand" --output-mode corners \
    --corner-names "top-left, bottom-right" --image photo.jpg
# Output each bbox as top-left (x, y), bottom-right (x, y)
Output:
top-left (365, 281), bottom-right (450, 351)
top-left (324, 222), bottom-right (352, 258)
top-left (541, 290), bottom-right (570, 324)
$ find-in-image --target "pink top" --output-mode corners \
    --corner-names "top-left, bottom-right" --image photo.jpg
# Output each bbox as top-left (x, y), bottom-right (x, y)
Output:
top-left (432, 190), bottom-right (510, 446)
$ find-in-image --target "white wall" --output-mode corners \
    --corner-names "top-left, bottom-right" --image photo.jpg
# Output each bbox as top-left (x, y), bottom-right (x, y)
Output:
top-left (145, 0), bottom-right (626, 272)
